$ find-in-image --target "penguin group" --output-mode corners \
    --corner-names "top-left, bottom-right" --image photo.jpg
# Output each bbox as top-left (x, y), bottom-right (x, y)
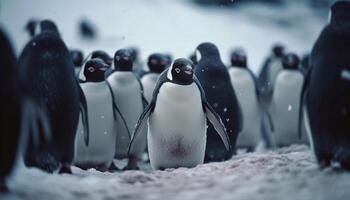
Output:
top-left (1, 0), bottom-right (350, 193)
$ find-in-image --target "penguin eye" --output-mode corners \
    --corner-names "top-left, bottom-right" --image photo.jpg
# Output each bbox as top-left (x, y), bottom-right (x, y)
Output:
top-left (175, 68), bottom-right (181, 73)
top-left (88, 67), bottom-right (95, 72)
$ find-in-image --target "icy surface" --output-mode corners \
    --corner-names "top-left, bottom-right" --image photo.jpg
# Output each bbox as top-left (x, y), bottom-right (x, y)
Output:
top-left (2, 145), bottom-right (350, 200)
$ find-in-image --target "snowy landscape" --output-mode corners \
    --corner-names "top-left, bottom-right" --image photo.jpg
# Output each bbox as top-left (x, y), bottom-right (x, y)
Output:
top-left (3, 145), bottom-right (350, 200)
top-left (2, 0), bottom-right (349, 200)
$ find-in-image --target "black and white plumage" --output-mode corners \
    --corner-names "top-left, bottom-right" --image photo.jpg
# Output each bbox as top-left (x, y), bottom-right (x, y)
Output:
top-left (141, 53), bottom-right (171, 103)
top-left (129, 58), bottom-right (231, 170)
top-left (78, 50), bottom-right (112, 82)
top-left (269, 53), bottom-right (307, 146)
top-left (299, 1), bottom-right (350, 169)
top-left (194, 42), bottom-right (242, 162)
top-left (107, 49), bottom-right (146, 170)
top-left (19, 20), bottom-right (89, 174)
top-left (229, 50), bottom-right (262, 151)
top-left (74, 58), bottom-right (127, 171)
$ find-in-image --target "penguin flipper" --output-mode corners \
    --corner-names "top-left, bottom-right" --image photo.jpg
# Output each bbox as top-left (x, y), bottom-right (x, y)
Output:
top-left (204, 101), bottom-right (231, 151)
top-left (105, 81), bottom-right (132, 139)
top-left (20, 98), bottom-right (51, 150)
top-left (128, 102), bottom-right (154, 156)
top-left (135, 74), bottom-right (148, 109)
top-left (193, 75), bottom-right (231, 151)
top-left (77, 82), bottom-right (90, 146)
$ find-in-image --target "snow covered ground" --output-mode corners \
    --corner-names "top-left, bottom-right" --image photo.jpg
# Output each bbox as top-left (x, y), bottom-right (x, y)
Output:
top-left (2, 145), bottom-right (350, 200)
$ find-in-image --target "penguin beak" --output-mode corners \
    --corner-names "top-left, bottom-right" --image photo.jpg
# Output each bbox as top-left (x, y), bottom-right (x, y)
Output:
top-left (184, 65), bottom-right (193, 75)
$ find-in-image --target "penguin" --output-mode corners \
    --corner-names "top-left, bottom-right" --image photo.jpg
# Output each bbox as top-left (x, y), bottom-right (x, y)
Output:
top-left (194, 42), bottom-right (242, 162)
top-left (70, 49), bottom-right (84, 75)
top-left (25, 19), bottom-right (39, 38)
top-left (228, 49), bottom-right (262, 151)
top-left (128, 58), bottom-right (231, 170)
top-left (74, 58), bottom-right (128, 171)
top-left (79, 19), bottom-right (96, 39)
top-left (141, 53), bottom-right (172, 103)
top-left (258, 44), bottom-right (285, 105)
top-left (107, 49), bottom-right (147, 170)
top-left (19, 20), bottom-right (89, 174)
top-left (299, 1), bottom-right (350, 169)
top-left (269, 53), bottom-right (306, 147)
top-left (0, 28), bottom-right (51, 193)
top-left (78, 50), bottom-right (112, 82)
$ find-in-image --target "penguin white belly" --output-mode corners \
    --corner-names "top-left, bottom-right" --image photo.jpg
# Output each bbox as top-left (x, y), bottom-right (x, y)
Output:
top-left (229, 68), bottom-right (261, 148)
top-left (148, 82), bottom-right (206, 170)
top-left (107, 72), bottom-right (146, 159)
top-left (269, 70), bottom-right (306, 146)
top-left (141, 73), bottom-right (158, 103)
top-left (74, 82), bottom-right (116, 167)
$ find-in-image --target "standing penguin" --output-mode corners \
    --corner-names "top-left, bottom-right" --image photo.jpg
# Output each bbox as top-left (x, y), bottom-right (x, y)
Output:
top-left (258, 44), bottom-right (285, 104)
top-left (141, 53), bottom-right (172, 103)
top-left (270, 53), bottom-right (306, 147)
top-left (128, 58), bottom-right (230, 170)
top-left (107, 49), bottom-right (146, 170)
top-left (70, 49), bottom-right (84, 75)
top-left (74, 58), bottom-right (128, 171)
top-left (228, 49), bottom-right (261, 151)
top-left (300, 1), bottom-right (350, 169)
top-left (194, 42), bottom-right (242, 162)
top-left (78, 50), bottom-right (112, 82)
top-left (19, 20), bottom-right (89, 174)
top-left (0, 28), bottom-right (50, 192)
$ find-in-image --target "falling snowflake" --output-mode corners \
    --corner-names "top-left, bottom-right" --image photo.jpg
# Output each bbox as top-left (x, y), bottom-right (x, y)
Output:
top-left (288, 105), bottom-right (292, 111)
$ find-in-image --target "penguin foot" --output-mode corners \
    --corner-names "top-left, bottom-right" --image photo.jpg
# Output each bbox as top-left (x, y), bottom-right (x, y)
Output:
top-left (59, 163), bottom-right (72, 174)
top-left (123, 157), bottom-right (140, 171)
top-left (0, 180), bottom-right (9, 193)
top-left (108, 163), bottom-right (121, 172)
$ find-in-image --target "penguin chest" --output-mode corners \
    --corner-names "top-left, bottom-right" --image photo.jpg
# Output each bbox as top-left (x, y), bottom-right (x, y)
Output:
top-left (148, 82), bottom-right (206, 159)
top-left (74, 82), bottom-right (116, 165)
top-left (270, 71), bottom-right (304, 145)
top-left (229, 68), bottom-right (261, 146)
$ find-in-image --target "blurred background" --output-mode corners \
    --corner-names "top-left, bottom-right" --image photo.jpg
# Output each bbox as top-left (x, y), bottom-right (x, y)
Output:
top-left (0, 0), bottom-right (333, 73)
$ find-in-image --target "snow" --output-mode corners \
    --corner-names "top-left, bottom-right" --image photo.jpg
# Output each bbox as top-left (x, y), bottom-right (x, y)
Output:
top-left (1, 145), bottom-right (350, 200)
top-left (0, 1), bottom-right (343, 199)
top-left (0, 0), bottom-right (326, 74)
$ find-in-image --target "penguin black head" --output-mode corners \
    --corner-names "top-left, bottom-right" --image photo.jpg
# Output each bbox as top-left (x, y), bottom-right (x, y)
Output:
top-left (195, 42), bottom-right (221, 63)
top-left (113, 49), bottom-right (133, 72)
top-left (25, 19), bottom-right (38, 38)
top-left (272, 44), bottom-right (285, 58)
top-left (147, 53), bottom-right (171, 74)
top-left (230, 49), bottom-right (247, 68)
top-left (167, 58), bottom-right (194, 85)
top-left (70, 50), bottom-right (84, 67)
top-left (282, 53), bottom-right (300, 70)
top-left (40, 20), bottom-right (59, 36)
top-left (330, 1), bottom-right (350, 24)
top-left (90, 50), bottom-right (112, 66)
top-left (83, 58), bottom-right (109, 82)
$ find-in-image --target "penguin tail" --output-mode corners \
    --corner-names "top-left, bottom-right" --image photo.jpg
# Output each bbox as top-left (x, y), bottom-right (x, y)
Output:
top-left (34, 152), bottom-right (59, 173)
